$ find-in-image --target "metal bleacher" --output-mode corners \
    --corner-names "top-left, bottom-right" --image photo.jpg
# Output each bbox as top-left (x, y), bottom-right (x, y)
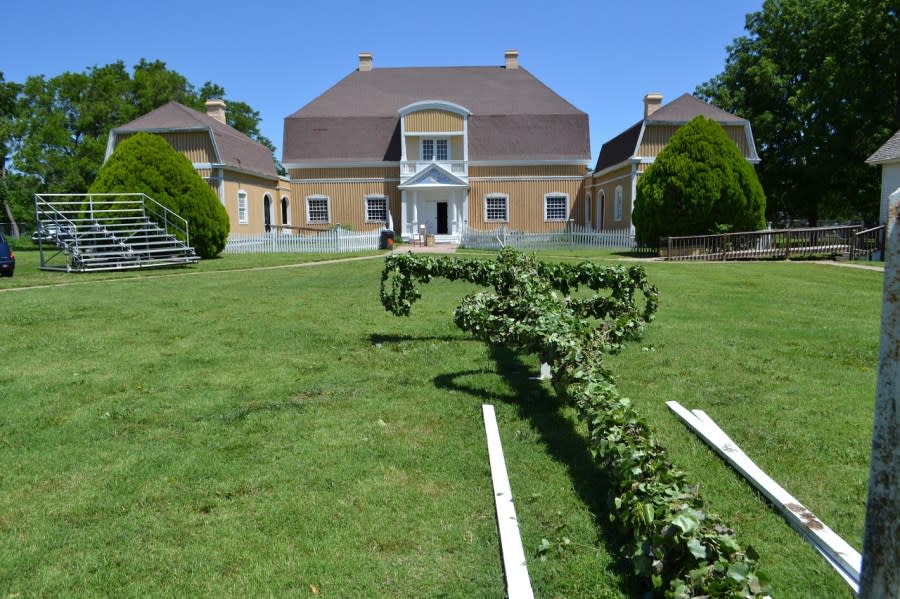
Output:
top-left (34, 193), bottom-right (199, 272)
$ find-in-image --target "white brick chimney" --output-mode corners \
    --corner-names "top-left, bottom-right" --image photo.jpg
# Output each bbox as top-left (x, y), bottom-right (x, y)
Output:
top-left (643, 93), bottom-right (663, 118)
top-left (504, 50), bottom-right (519, 69)
top-left (359, 52), bottom-right (373, 72)
top-left (205, 99), bottom-right (227, 124)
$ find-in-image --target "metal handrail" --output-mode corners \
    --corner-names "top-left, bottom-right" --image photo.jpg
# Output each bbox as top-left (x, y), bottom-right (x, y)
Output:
top-left (140, 194), bottom-right (190, 248)
top-left (34, 193), bottom-right (196, 272)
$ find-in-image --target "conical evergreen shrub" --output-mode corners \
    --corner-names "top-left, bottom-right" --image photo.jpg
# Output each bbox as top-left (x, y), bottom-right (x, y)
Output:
top-left (90, 131), bottom-right (229, 258)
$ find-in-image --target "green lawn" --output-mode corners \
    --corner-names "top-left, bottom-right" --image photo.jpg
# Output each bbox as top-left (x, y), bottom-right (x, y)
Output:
top-left (0, 250), bottom-right (882, 597)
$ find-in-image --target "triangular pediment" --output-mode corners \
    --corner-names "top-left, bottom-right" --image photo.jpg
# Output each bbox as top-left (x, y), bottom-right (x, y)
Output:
top-left (400, 164), bottom-right (468, 188)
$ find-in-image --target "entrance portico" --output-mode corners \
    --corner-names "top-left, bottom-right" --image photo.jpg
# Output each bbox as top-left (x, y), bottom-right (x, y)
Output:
top-left (399, 165), bottom-right (468, 242)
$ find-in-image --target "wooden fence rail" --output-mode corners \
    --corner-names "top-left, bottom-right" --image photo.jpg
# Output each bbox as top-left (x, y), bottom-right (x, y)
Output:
top-left (661, 225), bottom-right (884, 262)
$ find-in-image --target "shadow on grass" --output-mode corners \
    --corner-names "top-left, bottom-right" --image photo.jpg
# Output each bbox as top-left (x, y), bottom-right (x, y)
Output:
top-left (610, 249), bottom-right (659, 260)
top-left (430, 343), bottom-right (641, 597)
top-left (368, 333), bottom-right (467, 345)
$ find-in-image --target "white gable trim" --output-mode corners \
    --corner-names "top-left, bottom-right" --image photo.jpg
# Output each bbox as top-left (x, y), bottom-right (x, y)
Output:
top-left (399, 100), bottom-right (471, 117)
top-left (398, 163), bottom-right (468, 189)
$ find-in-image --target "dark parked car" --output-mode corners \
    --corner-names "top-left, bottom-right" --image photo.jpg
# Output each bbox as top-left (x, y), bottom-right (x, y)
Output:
top-left (32, 223), bottom-right (73, 243)
top-left (0, 231), bottom-right (14, 277)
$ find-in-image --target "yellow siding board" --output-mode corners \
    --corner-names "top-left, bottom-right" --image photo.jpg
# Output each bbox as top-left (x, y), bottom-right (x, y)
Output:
top-left (290, 181), bottom-right (401, 232)
top-left (470, 165), bottom-right (587, 178)
top-left (638, 125), bottom-right (678, 157)
top-left (223, 173), bottom-right (284, 234)
top-left (451, 137), bottom-right (464, 160)
top-left (289, 167), bottom-right (399, 180)
top-left (468, 179), bottom-right (583, 231)
top-left (639, 124), bottom-right (752, 159)
top-left (162, 132), bottom-right (217, 163)
top-left (407, 136), bottom-right (420, 160)
top-left (405, 110), bottom-right (464, 132)
top-left (724, 125), bottom-right (751, 156)
top-left (590, 165), bottom-right (634, 231)
top-left (114, 131), bottom-right (216, 163)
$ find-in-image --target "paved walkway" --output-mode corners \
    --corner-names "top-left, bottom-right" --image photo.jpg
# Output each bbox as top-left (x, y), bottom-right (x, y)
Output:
top-left (390, 243), bottom-right (459, 254)
top-left (811, 260), bottom-right (884, 272)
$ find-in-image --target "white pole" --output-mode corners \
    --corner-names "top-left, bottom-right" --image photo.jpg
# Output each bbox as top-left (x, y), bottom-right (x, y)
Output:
top-left (860, 188), bottom-right (900, 598)
top-left (482, 404), bottom-right (535, 599)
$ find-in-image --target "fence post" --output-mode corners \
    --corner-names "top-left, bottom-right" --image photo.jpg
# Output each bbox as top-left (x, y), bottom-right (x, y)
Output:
top-left (721, 234), bottom-right (729, 261)
top-left (859, 191), bottom-right (900, 598)
top-left (785, 229), bottom-right (792, 260)
top-left (850, 231), bottom-right (857, 262)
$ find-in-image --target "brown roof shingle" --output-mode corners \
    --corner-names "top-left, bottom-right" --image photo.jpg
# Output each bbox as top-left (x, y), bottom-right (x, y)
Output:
top-left (593, 94), bottom-right (749, 173)
top-left (283, 66), bottom-right (590, 163)
top-left (113, 101), bottom-right (277, 179)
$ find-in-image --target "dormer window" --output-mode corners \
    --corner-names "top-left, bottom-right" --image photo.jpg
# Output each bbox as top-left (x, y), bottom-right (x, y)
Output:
top-left (422, 138), bottom-right (449, 161)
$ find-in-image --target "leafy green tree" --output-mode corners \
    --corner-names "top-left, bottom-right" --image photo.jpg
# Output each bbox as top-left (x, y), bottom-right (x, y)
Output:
top-left (633, 116), bottom-right (766, 245)
top-left (130, 59), bottom-right (196, 117)
top-left (198, 82), bottom-right (282, 173)
top-left (198, 82), bottom-right (275, 152)
top-left (89, 132), bottom-right (229, 258)
top-left (9, 60), bottom-right (278, 201)
top-left (697, 0), bottom-right (899, 223)
top-left (0, 72), bottom-right (22, 234)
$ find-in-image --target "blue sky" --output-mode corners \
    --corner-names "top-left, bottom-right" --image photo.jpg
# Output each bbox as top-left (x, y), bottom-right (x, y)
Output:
top-left (2, 0), bottom-right (762, 165)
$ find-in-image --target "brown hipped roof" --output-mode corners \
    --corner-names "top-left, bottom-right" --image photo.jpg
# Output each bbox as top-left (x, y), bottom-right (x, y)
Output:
top-left (593, 93), bottom-right (749, 172)
top-left (866, 129), bottom-right (900, 164)
top-left (112, 101), bottom-right (277, 179)
top-left (283, 66), bottom-right (590, 163)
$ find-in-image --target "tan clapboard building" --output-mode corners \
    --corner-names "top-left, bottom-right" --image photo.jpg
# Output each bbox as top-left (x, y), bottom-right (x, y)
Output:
top-left (283, 51), bottom-right (591, 242)
top-left (107, 100), bottom-right (290, 234)
top-left (587, 93), bottom-right (760, 232)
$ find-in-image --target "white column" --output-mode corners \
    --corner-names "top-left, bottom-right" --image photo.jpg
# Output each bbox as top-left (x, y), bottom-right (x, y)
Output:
top-left (412, 191), bottom-right (418, 225)
top-left (401, 190), bottom-right (408, 236)
top-left (463, 191), bottom-right (469, 233)
top-left (451, 190), bottom-right (458, 234)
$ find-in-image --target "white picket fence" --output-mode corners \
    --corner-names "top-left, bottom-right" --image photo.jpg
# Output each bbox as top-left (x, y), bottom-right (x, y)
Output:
top-left (460, 224), bottom-right (638, 251)
top-left (224, 229), bottom-right (381, 254)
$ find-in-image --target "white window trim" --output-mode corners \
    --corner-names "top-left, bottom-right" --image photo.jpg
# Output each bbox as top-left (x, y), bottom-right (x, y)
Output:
top-left (280, 196), bottom-right (291, 227)
top-left (584, 192), bottom-right (592, 227)
top-left (543, 193), bottom-right (569, 222)
top-left (421, 137), bottom-right (450, 161)
top-left (484, 194), bottom-right (509, 223)
top-left (614, 185), bottom-right (623, 222)
top-left (263, 194), bottom-right (273, 231)
top-left (365, 194), bottom-right (388, 223)
top-left (237, 189), bottom-right (249, 225)
top-left (306, 195), bottom-right (331, 225)
top-left (597, 190), bottom-right (605, 230)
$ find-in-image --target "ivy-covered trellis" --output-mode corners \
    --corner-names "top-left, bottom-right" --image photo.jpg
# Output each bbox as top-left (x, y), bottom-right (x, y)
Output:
top-left (380, 248), bottom-right (769, 598)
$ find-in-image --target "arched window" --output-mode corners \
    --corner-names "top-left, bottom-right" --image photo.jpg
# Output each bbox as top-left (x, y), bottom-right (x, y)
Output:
top-left (237, 190), bottom-right (248, 225)
top-left (597, 190), bottom-right (605, 231)
top-left (281, 197), bottom-right (290, 230)
top-left (584, 192), bottom-right (592, 227)
top-left (263, 194), bottom-right (273, 232)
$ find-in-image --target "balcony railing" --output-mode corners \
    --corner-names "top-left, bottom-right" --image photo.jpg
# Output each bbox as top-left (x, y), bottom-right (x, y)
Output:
top-left (400, 160), bottom-right (468, 180)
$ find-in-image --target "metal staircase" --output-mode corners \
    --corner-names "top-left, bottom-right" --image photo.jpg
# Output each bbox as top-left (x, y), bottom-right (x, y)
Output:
top-left (34, 193), bottom-right (200, 272)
